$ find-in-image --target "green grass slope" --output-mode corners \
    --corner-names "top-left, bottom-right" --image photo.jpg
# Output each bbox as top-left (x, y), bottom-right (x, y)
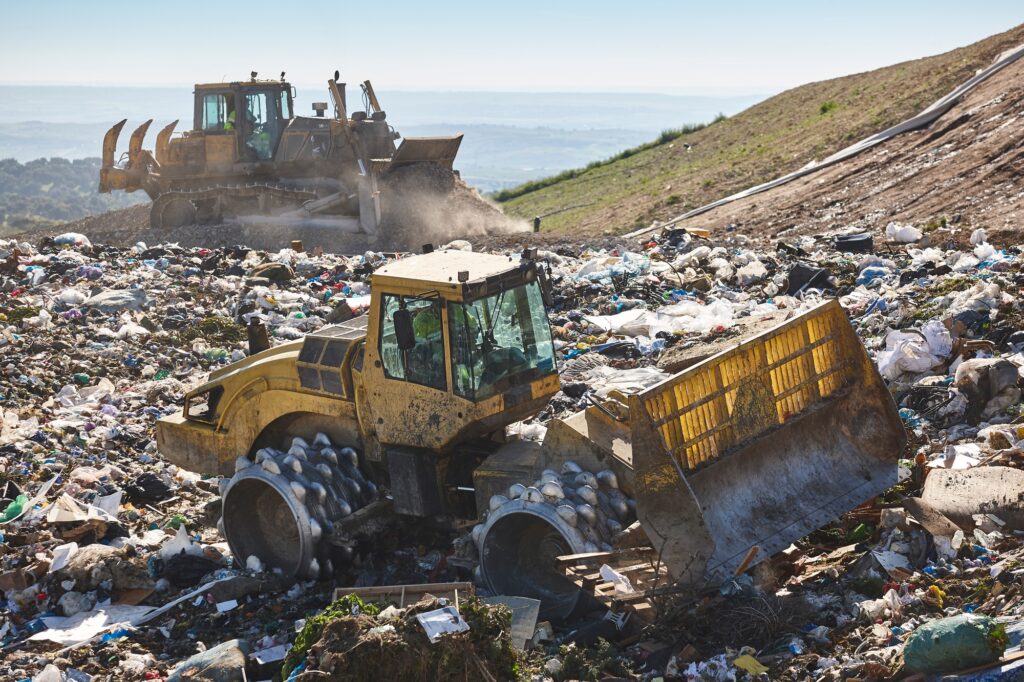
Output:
top-left (498, 24), bottom-right (1024, 236)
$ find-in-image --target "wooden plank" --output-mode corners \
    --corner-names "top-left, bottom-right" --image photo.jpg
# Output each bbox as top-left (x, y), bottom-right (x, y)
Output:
top-left (903, 497), bottom-right (963, 538)
top-left (556, 547), bottom-right (654, 564)
top-left (333, 581), bottom-right (474, 606)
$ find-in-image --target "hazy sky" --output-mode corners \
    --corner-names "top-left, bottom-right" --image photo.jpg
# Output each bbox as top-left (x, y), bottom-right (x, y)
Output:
top-left (2, 1), bottom-right (1022, 92)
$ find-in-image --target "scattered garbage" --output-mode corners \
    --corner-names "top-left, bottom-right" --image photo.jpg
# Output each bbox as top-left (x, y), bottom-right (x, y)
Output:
top-left (2, 221), bottom-right (1024, 680)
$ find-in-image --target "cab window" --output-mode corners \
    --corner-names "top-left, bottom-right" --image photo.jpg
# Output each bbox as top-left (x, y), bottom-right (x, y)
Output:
top-left (449, 282), bottom-right (555, 400)
top-left (202, 93), bottom-right (232, 132)
top-left (380, 294), bottom-right (446, 390)
top-left (243, 91), bottom-right (280, 160)
top-left (280, 89), bottom-right (292, 120)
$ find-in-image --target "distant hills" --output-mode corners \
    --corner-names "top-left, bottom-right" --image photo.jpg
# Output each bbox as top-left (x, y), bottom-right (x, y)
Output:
top-left (0, 157), bottom-right (145, 234)
top-left (0, 89), bottom-right (765, 233)
top-left (499, 24), bottom-right (1024, 235)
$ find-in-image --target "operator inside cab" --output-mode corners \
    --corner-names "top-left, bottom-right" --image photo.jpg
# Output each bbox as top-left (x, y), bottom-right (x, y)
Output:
top-left (242, 92), bottom-right (276, 160)
top-left (380, 281), bottom-right (555, 401)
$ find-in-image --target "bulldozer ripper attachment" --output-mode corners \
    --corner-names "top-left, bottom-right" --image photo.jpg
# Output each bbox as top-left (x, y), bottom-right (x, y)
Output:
top-left (99, 118), bottom-right (160, 196)
top-left (388, 134), bottom-right (464, 171)
top-left (128, 119), bottom-right (153, 167)
top-left (155, 120), bottom-right (178, 165)
top-left (98, 119), bottom-right (127, 193)
top-left (630, 299), bottom-right (906, 585)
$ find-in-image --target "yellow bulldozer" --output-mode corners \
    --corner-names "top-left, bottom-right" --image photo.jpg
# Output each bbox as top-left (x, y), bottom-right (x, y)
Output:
top-left (99, 72), bottom-right (462, 241)
top-left (156, 249), bottom-right (906, 617)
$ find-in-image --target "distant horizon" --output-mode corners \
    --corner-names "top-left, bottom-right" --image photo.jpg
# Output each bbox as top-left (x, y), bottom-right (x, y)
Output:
top-left (0, 88), bottom-right (764, 189)
top-left (3, 1), bottom-right (1022, 92)
top-left (0, 82), bottom-right (773, 97)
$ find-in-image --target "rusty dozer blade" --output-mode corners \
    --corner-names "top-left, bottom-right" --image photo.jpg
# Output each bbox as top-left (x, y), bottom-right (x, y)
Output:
top-left (389, 134), bottom-right (463, 171)
top-left (629, 299), bottom-right (906, 585)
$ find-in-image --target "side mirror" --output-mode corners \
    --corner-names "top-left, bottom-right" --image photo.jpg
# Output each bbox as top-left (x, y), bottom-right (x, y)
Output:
top-left (537, 263), bottom-right (554, 308)
top-left (393, 309), bottom-right (415, 351)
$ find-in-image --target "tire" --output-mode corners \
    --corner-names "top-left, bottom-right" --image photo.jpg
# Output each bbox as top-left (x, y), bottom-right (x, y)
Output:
top-left (151, 196), bottom-right (197, 229)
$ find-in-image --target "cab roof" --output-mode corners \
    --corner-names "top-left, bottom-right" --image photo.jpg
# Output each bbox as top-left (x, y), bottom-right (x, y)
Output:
top-left (195, 80), bottom-right (290, 91)
top-left (376, 250), bottom-right (519, 285)
top-left (373, 250), bottom-right (527, 299)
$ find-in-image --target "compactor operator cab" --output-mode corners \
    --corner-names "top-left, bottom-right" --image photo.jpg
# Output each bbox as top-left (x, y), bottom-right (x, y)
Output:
top-left (384, 278), bottom-right (556, 397)
top-left (363, 250), bottom-right (560, 452)
top-left (194, 81), bottom-right (294, 161)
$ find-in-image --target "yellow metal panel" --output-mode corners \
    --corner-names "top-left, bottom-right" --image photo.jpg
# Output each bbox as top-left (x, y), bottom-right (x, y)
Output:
top-left (640, 300), bottom-right (860, 472)
top-left (205, 135), bottom-right (236, 169)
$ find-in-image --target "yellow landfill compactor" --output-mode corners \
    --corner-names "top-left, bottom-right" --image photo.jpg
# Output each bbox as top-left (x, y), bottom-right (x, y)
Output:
top-left (99, 72), bottom-right (462, 241)
top-left (156, 249), bottom-right (906, 617)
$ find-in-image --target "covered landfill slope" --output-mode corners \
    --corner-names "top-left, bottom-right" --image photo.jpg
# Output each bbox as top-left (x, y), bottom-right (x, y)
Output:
top-left (660, 42), bottom-right (1024, 245)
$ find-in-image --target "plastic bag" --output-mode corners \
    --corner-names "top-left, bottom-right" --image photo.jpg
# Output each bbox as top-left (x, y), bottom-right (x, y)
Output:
top-left (876, 324), bottom-right (950, 380)
top-left (885, 222), bottom-right (922, 243)
top-left (903, 614), bottom-right (1007, 673)
top-left (0, 494), bottom-right (27, 523)
top-left (735, 260), bottom-right (767, 286)
top-left (53, 232), bottom-right (92, 249)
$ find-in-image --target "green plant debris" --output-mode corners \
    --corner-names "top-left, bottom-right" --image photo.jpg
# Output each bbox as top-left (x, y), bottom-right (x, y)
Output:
top-left (177, 315), bottom-right (247, 344)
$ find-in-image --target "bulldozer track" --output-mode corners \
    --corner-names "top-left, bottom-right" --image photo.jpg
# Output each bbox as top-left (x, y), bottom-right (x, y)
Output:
top-left (151, 183), bottom-right (319, 229)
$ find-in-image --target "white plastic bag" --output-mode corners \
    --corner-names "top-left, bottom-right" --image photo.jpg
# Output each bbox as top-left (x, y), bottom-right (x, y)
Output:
top-left (885, 222), bottom-right (922, 243)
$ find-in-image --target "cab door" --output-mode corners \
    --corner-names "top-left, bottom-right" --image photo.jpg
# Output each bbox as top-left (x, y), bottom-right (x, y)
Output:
top-left (197, 90), bottom-right (238, 171)
top-left (240, 89), bottom-right (289, 161)
top-left (357, 293), bottom-right (479, 456)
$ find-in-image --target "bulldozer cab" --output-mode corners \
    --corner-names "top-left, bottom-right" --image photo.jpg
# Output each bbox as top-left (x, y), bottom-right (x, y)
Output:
top-left (194, 81), bottom-right (294, 161)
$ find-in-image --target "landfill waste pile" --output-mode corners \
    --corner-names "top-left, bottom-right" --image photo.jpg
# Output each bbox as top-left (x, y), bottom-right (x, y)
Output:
top-left (282, 594), bottom-right (522, 681)
top-left (0, 222), bottom-right (1023, 680)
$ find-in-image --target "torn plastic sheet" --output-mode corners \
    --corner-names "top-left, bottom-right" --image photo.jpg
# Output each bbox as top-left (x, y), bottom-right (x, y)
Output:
top-left (48, 542), bottom-right (79, 574)
top-left (45, 493), bottom-right (119, 524)
top-left (875, 321), bottom-right (952, 380)
top-left (585, 299), bottom-right (737, 337)
top-left (929, 443), bottom-right (982, 469)
top-left (871, 549), bottom-right (913, 578)
top-left (31, 604), bottom-right (154, 645)
top-left (26, 576), bottom-right (234, 648)
top-left (583, 365), bottom-right (668, 397)
top-left (598, 564), bottom-right (635, 594)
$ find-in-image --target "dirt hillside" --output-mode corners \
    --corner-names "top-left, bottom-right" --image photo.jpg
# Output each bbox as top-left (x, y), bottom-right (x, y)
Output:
top-left (674, 50), bottom-right (1024, 245)
top-left (499, 23), bottom-right (1024, 237)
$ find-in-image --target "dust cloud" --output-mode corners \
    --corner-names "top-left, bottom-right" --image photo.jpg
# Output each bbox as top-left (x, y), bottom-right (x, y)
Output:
top-left (378, 163), bottom-right (529, 250)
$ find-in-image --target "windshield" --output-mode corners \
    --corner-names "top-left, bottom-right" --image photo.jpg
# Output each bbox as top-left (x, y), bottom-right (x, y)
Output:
top-left (448, 281), bottom-right (555, 401)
